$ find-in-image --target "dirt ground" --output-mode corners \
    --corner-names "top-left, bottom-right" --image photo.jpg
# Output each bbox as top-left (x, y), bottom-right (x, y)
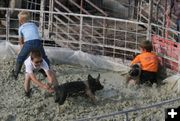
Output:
top-left (0, 58), bottom-right (180, 121)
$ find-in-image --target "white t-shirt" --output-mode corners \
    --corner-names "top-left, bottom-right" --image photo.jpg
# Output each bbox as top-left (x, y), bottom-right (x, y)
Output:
top-left (24, 56), bottom-right (49, 74)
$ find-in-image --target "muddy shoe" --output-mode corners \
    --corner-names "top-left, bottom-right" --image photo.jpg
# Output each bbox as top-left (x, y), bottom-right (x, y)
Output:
top-left (11, 69), bottom-right (18, 80)
top-left (25, 89), bottom-right (32, 98)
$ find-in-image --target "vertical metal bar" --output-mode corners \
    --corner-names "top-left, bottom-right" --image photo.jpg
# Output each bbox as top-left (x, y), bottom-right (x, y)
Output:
top-left (6, 9), bottom-right (10, 42)
top-left (26, 0), bottom-right (28, 8)
top-left (128, 0), bottom-right (130, 18)
top-left (139, 0), bottom-right (143, 22)
top-left (102, 18), bottom-right (105, 56)
top-left (79, 16), bottom-right (83, 51)
top-left (134, 0), bottom-right (139, 20)
top-left (30, 0), bottom-right (32, 9)
top-left (91, 17), bottom-right (94, 53)
top-left (113, 20), bottom-right (116, 59)
top-left (40, 0), bottom-right (45, 42)
top-left (124, 21), bottom-right (127, 64)
top-left (48, 0), bottom-right (54, 38)
top-left (137, 0), bottom-right (141, 21)
top-left (35, 0), bottom-right (37, 10)
top-left (128, 0), bottom-right (135, 19)
top-left (146, 0), bottom-right (152, 41)
top-left (55, 19), bottom-right (58, 43)
top-left (163, 0), bottom-right (168, 38)
top-left (165, 0), bottom-right (169, 39)
top-left (67, 14), bottom-right (70, 43)
top-left (155, 1), bottom-right (159, 34)
top-left (80, 0), bottom-right (83, 14)
top-left (136, 22), bottom-right (138, 50)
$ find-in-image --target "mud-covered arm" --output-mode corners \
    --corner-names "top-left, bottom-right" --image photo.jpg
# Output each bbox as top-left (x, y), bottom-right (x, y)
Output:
top-left (45, 70), bottom-right (59, 86)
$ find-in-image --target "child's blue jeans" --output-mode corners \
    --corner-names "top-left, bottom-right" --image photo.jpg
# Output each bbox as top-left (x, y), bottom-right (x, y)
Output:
top-left (17, 39), bottom-right (49, 65)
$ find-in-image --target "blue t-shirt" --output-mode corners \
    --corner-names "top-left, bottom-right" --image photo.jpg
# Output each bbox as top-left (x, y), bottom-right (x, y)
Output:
top-left (18, 22), bottom-right (40, 42)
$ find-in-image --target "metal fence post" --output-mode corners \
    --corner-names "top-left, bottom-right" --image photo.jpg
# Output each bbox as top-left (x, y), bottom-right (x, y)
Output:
top-left (128, 0), bottom-right (135, 19)
top-left (48, 0), bottom-right (53, 38)
top-left (147, 0), bottom-right (153, 41)
top-left (40, 0), bottom-right (45, 40)
top-left (79, 16), bottom-right (83, 51)
top-left (6, 8), bottom-right (10, 42)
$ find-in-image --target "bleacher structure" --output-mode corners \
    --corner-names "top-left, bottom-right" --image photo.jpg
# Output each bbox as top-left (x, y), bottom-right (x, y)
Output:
top-left (0, 0), bottom-right (180, 120)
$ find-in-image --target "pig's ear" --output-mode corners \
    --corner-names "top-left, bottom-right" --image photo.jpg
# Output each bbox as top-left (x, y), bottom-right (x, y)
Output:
top-left (88, 74), bottom-right (93, 80)
top-left (97, 73), bottom-right (100, 80)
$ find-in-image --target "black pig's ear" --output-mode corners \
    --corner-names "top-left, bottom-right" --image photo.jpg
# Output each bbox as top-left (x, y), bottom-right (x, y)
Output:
top-left (97, 73), bottom-right (100, 81)
top-left (88, 74), bottom-right (93, 80)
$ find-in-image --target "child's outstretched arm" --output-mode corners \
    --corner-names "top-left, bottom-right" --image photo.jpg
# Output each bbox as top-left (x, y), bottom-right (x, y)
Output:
top-left (46, 70), bottom-right (59, 87)
top-left (28, 73), bottom-right (54, 92)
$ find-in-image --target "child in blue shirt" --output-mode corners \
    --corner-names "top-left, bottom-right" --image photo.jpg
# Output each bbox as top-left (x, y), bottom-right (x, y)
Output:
top-left (12, 11), bottom-right (49, 79)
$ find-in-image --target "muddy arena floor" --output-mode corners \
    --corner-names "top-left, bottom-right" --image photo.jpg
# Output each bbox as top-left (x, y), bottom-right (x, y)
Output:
top-left (0, 58), bottom-right (180, 121)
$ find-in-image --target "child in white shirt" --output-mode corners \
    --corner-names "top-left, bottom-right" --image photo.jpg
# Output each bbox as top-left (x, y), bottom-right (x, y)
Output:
top-left (24, 49), bottom-right (58, 98)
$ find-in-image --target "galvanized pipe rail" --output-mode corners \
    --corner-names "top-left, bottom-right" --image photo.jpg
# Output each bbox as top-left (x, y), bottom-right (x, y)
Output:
top-left (75, 96), bottom-right (180, 121)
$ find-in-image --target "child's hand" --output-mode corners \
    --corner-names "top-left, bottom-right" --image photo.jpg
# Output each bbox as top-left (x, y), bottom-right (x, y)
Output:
top-left (47, 88), bottom-right (54, 93)
top-left (43, 84), bottom-right (54, 93)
